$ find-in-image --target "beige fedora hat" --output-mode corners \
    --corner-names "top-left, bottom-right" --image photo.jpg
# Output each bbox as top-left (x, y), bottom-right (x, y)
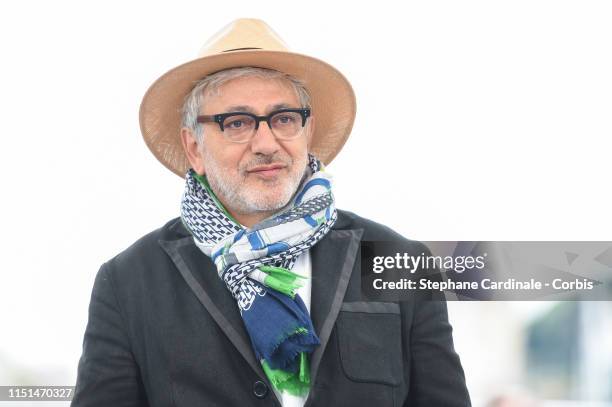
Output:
top-left (139, 18), bottom-right (356, 178)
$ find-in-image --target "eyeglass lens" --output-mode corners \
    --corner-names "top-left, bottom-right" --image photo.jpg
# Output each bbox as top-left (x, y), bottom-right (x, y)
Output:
top-left (222, 111), bottom-right (304, 142)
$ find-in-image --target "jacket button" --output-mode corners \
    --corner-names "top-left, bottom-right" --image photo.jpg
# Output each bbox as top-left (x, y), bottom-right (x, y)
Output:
top-left (253, 380), bottom-right (269, 399)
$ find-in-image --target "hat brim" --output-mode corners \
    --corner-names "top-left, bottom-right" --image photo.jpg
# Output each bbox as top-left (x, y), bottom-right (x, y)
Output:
top-left (139, 49), bottom-right (356, 178)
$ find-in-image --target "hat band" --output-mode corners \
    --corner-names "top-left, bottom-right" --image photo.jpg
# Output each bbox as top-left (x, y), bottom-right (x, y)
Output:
top-left (223, 47), bottom-right (263, 52)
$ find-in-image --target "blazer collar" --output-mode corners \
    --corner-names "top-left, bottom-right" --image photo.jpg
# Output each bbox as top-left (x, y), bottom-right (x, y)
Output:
top-left (158, 215), bottom-right (363, 399)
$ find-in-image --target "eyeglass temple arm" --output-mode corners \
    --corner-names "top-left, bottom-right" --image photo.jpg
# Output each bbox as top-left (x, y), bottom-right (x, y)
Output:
top-left (196, 115), bottom-right (217, 124)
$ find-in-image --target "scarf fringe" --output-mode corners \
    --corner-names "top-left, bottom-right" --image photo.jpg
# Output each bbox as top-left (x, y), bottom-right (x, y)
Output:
top-left (262, 352), bottom-right (311, 397)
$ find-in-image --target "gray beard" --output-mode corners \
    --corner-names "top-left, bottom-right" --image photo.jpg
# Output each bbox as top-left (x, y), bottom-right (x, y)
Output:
top-left (202, 151), bottom-right (310, 217)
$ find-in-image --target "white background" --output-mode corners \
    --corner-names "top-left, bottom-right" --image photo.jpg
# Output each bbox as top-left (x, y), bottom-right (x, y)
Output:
top-left (0, 0), bottom-right (611, 403)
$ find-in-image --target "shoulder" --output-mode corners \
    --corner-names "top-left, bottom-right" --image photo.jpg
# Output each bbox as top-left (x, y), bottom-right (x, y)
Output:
top-left (333, 209), bottom-right (431, 254)
top-left (102, 217), bottom-right (188, 278)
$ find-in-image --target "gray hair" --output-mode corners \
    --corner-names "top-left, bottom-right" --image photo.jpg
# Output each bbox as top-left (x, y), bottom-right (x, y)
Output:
top-left (181, 66), bottom-right (311, 143)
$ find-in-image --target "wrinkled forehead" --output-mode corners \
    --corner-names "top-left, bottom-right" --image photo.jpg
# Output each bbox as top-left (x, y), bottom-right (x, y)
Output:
top-left (202, 75), bottom-right (301, 112)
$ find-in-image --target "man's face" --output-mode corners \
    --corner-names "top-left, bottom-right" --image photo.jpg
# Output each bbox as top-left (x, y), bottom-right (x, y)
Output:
top-left (196, 76), bottom-right (312, 219)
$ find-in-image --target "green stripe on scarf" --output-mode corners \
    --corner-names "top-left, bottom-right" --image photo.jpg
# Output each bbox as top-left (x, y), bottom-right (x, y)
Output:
top-left (259, 265), bottom-right (307, 298)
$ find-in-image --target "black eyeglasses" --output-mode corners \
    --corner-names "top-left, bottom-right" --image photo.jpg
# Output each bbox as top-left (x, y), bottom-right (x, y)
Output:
top-left (197, 108), bottom-right (311, 143)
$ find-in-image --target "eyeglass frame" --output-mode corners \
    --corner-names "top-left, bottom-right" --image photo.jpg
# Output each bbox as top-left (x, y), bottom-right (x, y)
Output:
top-left (196, 108), bottom-right (311, 142)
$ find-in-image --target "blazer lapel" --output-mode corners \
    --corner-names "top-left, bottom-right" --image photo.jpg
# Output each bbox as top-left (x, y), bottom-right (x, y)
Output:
top-left (308, 228), bottom-right (364, 387)
top-left (158, 235), bottom-right (267, 381)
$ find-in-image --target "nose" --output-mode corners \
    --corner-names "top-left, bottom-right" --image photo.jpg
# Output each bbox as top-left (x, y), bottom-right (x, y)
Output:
top-left (249, 121), bottom-right (281, 155)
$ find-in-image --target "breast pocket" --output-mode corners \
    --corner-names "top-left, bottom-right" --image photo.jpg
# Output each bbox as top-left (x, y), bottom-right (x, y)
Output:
top-left (336, 301), bottom-right (403, 386)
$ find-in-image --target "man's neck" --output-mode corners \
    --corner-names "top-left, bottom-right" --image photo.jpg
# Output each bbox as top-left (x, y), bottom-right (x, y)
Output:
top-left (229, 210), bottom-right (276, 228)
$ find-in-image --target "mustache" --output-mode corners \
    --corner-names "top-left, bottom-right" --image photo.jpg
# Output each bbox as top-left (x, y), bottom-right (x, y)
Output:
top-left (242, 154), bottom-right (293, 171)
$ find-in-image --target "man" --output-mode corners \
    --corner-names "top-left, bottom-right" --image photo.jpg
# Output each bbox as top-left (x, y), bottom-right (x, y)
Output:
top-left (72, 19), bottom-right (471, 407)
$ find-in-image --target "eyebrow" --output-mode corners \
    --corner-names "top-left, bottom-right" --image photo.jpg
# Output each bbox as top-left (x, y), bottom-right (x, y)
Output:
top-left (224, 103), bottom-right (296, 114)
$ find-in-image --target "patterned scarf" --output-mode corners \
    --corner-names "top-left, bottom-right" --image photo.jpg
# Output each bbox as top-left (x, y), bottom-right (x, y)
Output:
top-left (180, 153), bottom-right (337, 396)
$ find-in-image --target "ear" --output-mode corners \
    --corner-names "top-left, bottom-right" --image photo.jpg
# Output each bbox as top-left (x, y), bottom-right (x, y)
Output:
top-left (180, 127), bottom-right (206, 175)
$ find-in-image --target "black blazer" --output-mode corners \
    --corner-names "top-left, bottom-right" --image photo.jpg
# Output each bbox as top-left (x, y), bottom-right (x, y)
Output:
top-left (71, 209), bottom-right (471, 407)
